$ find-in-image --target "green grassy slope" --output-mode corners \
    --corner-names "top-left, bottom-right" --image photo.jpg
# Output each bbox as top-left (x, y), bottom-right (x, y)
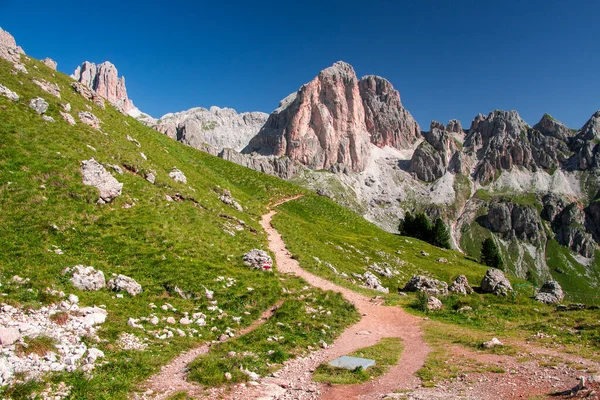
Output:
top-left (0, 56), bottom-right (316, 398)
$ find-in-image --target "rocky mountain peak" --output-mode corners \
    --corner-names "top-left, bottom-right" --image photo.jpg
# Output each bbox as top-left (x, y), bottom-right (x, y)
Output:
top-left (410, 119), bottom-right (460, 181)
top-left (567, 110), bottom-right (600, 170)
top-left (246, 61), bottom-right (370, 172)
top-left (320, 61), bottom-right (356, 79)
top-left (246, 61), bottom-right (421, 172)
top-left (533, 113), bottom-right (573, 141)
top-left (0, 27), bottom-right (25, 64)
top-left (71, 61), bottom-right (136, 115)
top-left (464, 110), bottom-right (569, 183)
top-left (152, 106), bottom-right (268, 152)
top-left (359, 75), bottom-right (421, 149)
top-left (577, 110), bottom-right (600, 141)
top-left (446, 119), bottom-right (463, 133)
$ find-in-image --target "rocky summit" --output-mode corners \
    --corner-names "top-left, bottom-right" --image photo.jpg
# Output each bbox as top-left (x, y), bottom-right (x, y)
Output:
top-left (71, 61), bottom-right (137, 115)
top-left (152, 106), bottom-right (268, 152)
top-left (245, 61), bottom-right (421, 172)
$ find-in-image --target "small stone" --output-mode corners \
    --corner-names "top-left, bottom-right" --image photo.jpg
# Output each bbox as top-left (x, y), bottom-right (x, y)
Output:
top-left (0, 328), bottom-right (20, 345)
top-left (482, 337), bottom-right (503, 348)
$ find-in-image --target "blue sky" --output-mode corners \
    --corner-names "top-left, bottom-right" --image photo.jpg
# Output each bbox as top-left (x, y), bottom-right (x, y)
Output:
top-left (2, 0), bottom-right (599, 129)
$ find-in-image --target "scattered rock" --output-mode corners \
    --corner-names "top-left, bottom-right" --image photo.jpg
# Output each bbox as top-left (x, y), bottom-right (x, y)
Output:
top-left (33, 78), bottom-right (61, 98)
top-left (80, 159), bottom-right (123, 203)
top-left (427, 296), bottom-right (443, 310)
top-left (457, 306), bottom-right (473, 313)
top-left (243, 249), bottom-right (273, 271)
top-left (218, 189), bottom-right (243, 211)
top-left (535, 280), bottom-right (564, 304)
top-left (68, 265), bottom-right (106, 291)
top-left (70, 82), bottom-right (105, 109)
top-left (403, 275), bottom-right (448, 296)
top-left (480, 269), bottom-right (513, 296)
top-left (436, 257), bottom-right (448, 263)
top-left (29, 97), bottom-right (49, 114)
top-left (0, 84), bottom-right (19, 101)
top-left (78, 111), bottom-right (101, 129)
top-left (62, 103), bottom-right (71, 112)
top-left (482, 337), bottom-right (503, 348)
top-left (145, 171), bottom-right (156, 184)
top-left (107, 274), bottom-right (142, 296)
top-left (42, 57), bottom-right (57, 70)
top-left (420, 250), bottom-right (429, 256)
top-left (59, 111), bottom-right (76, 125)
top-left (363, 271), bottom-right (389, 293)
top-left (168, 168), bottom-right (187, 184)
top-left (448, 275), bottom-right (473, 295)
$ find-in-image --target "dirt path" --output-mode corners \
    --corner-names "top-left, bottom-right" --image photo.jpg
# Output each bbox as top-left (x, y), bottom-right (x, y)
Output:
top-left (221, 197), bottom-right (430, 400)
top-left (136, 300), bottom-right (283, 400)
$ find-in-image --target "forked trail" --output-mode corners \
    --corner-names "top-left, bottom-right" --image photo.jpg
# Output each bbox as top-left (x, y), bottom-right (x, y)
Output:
top-left (223, 196), bottom-right (430, 399)
top-left (137, 195), bottom-right (430, 400)
top-left (137, 301), bottom-right (283, 400)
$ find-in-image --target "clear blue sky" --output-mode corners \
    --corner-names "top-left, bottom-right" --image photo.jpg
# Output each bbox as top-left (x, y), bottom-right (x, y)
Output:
top-left (2, 0), bottom-right (599, 129)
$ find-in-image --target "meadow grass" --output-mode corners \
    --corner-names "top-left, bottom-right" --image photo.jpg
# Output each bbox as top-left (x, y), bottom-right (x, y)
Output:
top-left (312, 338), bottom-right (404, 384)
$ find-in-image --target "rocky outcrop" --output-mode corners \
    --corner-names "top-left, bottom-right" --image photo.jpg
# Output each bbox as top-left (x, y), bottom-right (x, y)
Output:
top-left (586, 200), bottom-right (600, 244)
top-left (464, 110), bottom-right (569, 183)
top-left (80, 159), bottom-right (122, 203)
top-left (71, 82), bottom-right (105, 109)
top-left (78, 111), bottom-right (101, 129)
top-left (554, 203), bottom-right (596, 258)
top-left (29, 97), bottom-right (49, 115)
top-left (42, 57), bottom-right (57, 70)
top-left (152, 106), bottom-right (267, 151)
top-left (449, 275), bottom-right (473, 295)
top-left (168, 168), bottom-right (187, 184)
top-left (446, 119), bottom-right (463, 134)
top-left (0, 27), bottom-right (24, 64)
top-left (33, 79), bottom-right (60, 98)
top-left (243, 249), bottom-right (273, 271)
top-left (71, 61), bottom-right (136, 114)
top-left (107, 274), bottom-right (142, 296)
top-left (535, 280), bottom-right (564, 304)
top-left (480, 269), bottom-right (513, 296)
top-left (0, 84), bottom-right (19, 102)
top-left (219, 149), bottom-right (301, 180)
top-left (410, 121), bottom-right (460, 181)
top-left (533, 113), bottom-right (573, 142)
top-left (68, 265), bottom-right (106, 291)
top-left (247, 61), bottom-right (370, 172)
top-left (567, 111), bottom-right (600, 171)
top-left (403, 275), bottom-right (448, 296)
top-left (485, 200), bottom-right (544, 244)
top-left (359, 75), bottom-right (420, 149)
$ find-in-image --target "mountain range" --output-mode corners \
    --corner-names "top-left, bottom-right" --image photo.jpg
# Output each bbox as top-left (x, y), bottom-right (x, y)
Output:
top-left (67, 47), bottom-right (600, 294)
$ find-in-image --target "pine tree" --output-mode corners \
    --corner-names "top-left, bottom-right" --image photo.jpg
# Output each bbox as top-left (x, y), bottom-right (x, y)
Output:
top-left (481, 238), bottom-right (503, 269)
top-left (432, 218), bottom-right (451, 249)
top-left (413, 212), bottom-right (432, 241)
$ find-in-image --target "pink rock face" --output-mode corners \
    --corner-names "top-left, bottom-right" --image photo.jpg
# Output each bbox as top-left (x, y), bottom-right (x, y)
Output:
top-left (249, 61), bottom-right (371, 172)
top-left (359, 75), bottom-right (421, 149)
top-left (72, 61), bottom-right (135, 113)
top-left (0, 27), bottom-right (25, 64)
top-left (248, 61), bottom-right (422, 172)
